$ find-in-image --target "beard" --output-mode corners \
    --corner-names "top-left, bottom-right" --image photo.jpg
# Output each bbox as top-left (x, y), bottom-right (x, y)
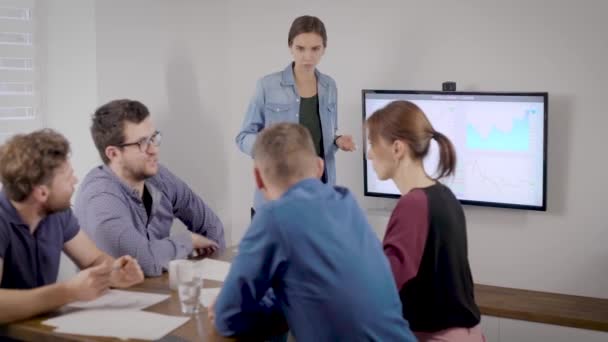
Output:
top-left (123, 160), bottom-right (157, 182)
top-left (43, 194), bottom-right (71, 214)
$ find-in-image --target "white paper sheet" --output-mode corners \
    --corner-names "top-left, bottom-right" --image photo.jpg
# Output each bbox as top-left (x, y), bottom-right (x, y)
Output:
top-left (199, 287), bottom-right (221, 308)
top-left (195, 259), bottom-right (231, 282)
top-left (67, 290), bottom-right (169, 310)
top-left (43, 310), bottom-right (190, 340)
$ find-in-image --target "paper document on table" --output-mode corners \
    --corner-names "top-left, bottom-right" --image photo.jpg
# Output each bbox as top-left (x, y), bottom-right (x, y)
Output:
top-left (199, 287), bottom-right (221, 307)
top-left (43, 310), bottom-right (189, 340)
top-left (67, 289), bottom-right (169, 310)
top-left (196, 259), bottom-right (231, 281)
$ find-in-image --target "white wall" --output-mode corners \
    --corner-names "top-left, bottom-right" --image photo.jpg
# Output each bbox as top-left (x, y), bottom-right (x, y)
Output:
top-left (41, 0), bottom-right (98, 281)
top-left (225, 0), bottom-right (608, 299)
top-left (43, 0), bottom-right (98, 183)
top-left (94, 0), bottom-right (233, 242)
top-left (43, 0), bottom-right (607, 300)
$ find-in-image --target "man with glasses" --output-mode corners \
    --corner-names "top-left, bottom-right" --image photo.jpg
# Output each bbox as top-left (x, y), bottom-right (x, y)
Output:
top-left (74, 99), bottom-right (225, 277)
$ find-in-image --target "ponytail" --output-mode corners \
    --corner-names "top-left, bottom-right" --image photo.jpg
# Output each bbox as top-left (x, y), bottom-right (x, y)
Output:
top-left (432, 131), bottom-right (456, 179)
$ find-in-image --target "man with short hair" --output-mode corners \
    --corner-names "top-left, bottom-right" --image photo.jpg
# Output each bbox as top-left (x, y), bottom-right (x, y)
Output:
top-left (0, 129), bottom-right (144, 324)
top-left (210, 123), bottom-right (415, 341)
top-left (74, 99), bottom-right (225, 277)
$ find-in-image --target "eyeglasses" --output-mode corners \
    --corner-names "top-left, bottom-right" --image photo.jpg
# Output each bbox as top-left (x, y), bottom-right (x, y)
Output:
top-left (118, 131), bottom-right (162, 152)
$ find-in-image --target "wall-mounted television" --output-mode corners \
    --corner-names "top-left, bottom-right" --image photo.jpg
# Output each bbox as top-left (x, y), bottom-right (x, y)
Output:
top-left (363, 90), bottom-right (548, 211)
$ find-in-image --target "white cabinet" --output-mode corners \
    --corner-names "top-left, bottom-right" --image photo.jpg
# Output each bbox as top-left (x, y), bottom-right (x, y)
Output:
top-left (481, 315), bottom-right (608, 342)
top-left (480, 315), bottom-right (500, 342)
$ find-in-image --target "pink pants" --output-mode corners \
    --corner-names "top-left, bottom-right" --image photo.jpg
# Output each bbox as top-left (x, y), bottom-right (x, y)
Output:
top-left (414, 324), bottom-right (485, 342)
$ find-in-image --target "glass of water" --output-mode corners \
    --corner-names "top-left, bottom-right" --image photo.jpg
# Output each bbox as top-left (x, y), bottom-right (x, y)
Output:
top-left (176, 262), bottom-right (203, 314)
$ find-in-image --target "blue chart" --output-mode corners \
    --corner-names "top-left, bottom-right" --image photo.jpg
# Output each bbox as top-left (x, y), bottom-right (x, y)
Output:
top-left (466, 113), bottom-right (531, 151)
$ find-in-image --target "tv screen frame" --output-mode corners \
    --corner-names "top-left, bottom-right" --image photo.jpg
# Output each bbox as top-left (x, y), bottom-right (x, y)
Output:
top-left (362, 89), bottom-right (548, 211)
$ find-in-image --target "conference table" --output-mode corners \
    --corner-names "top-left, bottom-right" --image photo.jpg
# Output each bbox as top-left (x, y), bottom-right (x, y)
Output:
top-left (3, 245), bottom-right (607, 341)
top-left (0, 247), bottom-right (245, 342)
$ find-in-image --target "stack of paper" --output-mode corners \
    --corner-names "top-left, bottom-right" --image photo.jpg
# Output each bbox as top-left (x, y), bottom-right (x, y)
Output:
top-left (67, 289), bottom-right (169, 310)
top-left (41, 265), bottom-right (230, 340)
top-left (43, 310), bottom-right (189, 340)
top-left (195, 259), bottom-right (231, 282)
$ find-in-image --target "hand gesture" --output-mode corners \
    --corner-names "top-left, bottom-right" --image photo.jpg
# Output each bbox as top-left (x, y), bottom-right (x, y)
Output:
top-left (110, 255), bottom-right (144, 288)
top-left (192, 233), bottom-right (219, 257)
top-left (66, 262), bottom-right (112, 301)
top-left (336, 135), bottom-right (356, 152)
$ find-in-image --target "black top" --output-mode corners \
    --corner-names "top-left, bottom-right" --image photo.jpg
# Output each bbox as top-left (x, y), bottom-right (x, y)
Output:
top-left (299, 95), bottom-right (323, 158)
top-left (396, 183), bottom-right (480, 332)
top-left (299, 94), bottom-right (327, 182)
top-left (143, 185), bottom-right (153, 219)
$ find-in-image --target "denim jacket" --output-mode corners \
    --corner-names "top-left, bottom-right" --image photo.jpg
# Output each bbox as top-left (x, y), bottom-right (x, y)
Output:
top-left (236, 63), bottom-right (339, 209)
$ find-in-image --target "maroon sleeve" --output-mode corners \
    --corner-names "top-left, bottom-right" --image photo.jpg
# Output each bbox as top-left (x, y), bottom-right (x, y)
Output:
top-left (383, 189), bottom-right (429, 290)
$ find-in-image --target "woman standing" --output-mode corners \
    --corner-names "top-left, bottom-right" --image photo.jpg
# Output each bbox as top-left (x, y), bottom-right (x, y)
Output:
top-left (366, 100), bottom-right (484, 342)
top-left (236, 15), bottom-right (355, 215)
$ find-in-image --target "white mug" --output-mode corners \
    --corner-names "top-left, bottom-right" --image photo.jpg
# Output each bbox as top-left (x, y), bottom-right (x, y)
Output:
top-left (168, 259), bottom-right (192, 290)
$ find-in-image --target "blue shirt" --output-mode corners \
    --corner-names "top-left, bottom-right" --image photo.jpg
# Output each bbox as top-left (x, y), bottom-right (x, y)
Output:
top-left (0, 191), bottom-right (79, 289)
top-left (74, 165), bottom-right (225, 277)
top-left (235, 63), bottom-right (339, 210)
top-left (214, 179), bottom-right (415, 341)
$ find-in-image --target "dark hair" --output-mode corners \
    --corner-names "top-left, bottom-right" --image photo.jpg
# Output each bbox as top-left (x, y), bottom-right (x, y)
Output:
top-left (0, 129), bottom-right (70, 201)
top-left (288, 15), bottom-right (327, 47)
top-left (253, 123), bottom-right (318, 186)
top-left (366, 100), bottom-right (456, 179)
top-left (91, 99), bottom-right (150, 164)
